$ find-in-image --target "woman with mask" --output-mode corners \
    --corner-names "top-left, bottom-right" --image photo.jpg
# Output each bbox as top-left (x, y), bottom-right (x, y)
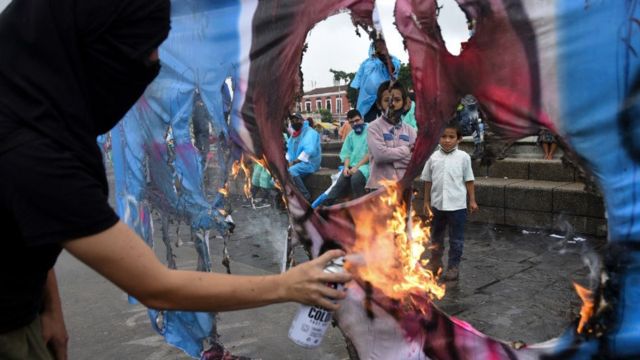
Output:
top-left (365, 81), bottom-right (417, 191)
top-left (323, 109), bottom-right (370, 205)
top-left (0, 1), bottom-right (349, 358)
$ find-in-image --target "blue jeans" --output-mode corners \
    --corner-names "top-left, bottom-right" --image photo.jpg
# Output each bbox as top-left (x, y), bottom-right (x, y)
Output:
top-left (430, 208), bottom-right (467, 268)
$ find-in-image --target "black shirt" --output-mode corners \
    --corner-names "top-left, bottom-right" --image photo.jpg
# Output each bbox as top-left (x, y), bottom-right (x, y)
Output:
top-left (0, 133), bottom-right (119, 332)
top-left (0, 0), bottom-right (170, 333)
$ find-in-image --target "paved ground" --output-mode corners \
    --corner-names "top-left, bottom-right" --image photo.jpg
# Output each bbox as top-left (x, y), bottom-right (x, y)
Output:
top-left (56, 174), bottom-right (605, 359)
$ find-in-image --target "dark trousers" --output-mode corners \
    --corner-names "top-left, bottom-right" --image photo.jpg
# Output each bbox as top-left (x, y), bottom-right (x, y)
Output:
top-left (292, 174), bottom-right (311, 200)
top-left (364, 105), bottom-right (379, 123)
top-left (430, 208), bottom-right (467, 268)
top-left (324, 170), bottom-right (366, 206)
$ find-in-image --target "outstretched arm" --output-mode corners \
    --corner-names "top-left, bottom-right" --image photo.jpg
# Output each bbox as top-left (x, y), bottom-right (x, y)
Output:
top-left (63, 221), bottom-right (351, 312)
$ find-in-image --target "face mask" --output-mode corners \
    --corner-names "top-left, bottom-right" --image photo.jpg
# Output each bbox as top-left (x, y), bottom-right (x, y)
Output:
top-left (353, 123), bottom-right (365, 135)
top-left (291, 122), bottom-right (303, 131)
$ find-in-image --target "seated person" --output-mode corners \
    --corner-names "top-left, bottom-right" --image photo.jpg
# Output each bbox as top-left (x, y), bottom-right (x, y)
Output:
top-left (250, 161), bottom-right (275, 208)
top-left (286, 113), bottom-right (321, 200)
top-left (324, 109), bottom-right (369, 205)
top-left (366, 81), bottom-right (417, 191)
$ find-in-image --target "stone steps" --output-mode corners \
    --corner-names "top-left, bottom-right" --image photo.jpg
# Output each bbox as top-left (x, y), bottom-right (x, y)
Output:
top-left (321, 136), bottom-right (564, 159)
top-left (309, 137), bottom-right (605, 236)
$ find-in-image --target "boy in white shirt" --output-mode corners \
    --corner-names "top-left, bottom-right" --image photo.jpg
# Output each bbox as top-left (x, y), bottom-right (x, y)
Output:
top-left (421, 122), bottom-right (479, 281)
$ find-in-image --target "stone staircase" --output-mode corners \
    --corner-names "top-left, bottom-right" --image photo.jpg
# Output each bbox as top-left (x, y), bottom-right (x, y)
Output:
top-left (306, 136), bottom-right (606, 236)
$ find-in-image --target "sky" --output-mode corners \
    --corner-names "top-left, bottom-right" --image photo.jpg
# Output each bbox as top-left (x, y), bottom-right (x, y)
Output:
top-left (0, 0), bottom-right (468, 92)
top-left (301, 0), bottom-right (470, 91)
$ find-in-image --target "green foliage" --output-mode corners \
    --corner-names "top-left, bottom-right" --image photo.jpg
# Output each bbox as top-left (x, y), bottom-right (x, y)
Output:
top-left (319, 109), bottom-right (333, 123)
top-left (397, 62), bottom-right (413, 91)
top-left (330, 68), bottom-right (358, 109)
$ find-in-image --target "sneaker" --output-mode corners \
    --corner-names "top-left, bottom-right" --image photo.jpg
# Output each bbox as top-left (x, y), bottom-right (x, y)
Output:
top-left (442, 267), bottom-right (459, 282)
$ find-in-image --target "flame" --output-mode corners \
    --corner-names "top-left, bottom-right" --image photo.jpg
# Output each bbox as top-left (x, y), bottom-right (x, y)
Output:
top-left (231, 154), bottom-right (253, 199)
top-left (218, 186), bottom-right (229, 197)
top-left (350, 180), bottom-right (445, 304)
top-left (573, 282), bottom-right (594, 333)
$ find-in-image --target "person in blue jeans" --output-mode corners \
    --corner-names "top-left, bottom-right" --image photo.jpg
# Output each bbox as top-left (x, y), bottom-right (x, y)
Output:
top-left (421, 122), bottom-right (479, 281)
top-left (286, 113), bottom-right (321, 201)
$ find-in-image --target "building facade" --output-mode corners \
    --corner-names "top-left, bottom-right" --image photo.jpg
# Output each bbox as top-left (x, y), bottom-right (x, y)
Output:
top-left (295, 85), bottom-right (352, 121)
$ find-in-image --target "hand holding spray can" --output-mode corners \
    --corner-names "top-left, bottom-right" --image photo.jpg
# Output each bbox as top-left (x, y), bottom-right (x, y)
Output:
top-left (288, 256), bottom-right (345, 348)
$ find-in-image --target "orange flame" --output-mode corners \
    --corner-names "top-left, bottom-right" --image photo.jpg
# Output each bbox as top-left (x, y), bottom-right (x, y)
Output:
top-left (218, 186), bottom-right (229, 197)
top-left (350, 180), bottom-right (445, 303)
top-left (573, 282), bottom-right (594, 333)
top-left (231, 154), bottom-right (253, 199)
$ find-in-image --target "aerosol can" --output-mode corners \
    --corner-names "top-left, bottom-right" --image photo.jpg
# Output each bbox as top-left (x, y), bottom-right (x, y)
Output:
top-left (288, 256), bottom-right (345, 348)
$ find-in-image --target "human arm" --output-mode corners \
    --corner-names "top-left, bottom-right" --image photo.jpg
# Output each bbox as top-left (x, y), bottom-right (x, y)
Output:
top-left (40, 269), bottom-right (69, 360)
top-left (340, 135), bottom-right (353, 176)
top-left (366, 124), bottom-right (411, 164)
top-left (466, 181), bottom-right (478, 213)
top-left (63, 222), bottom-right (351, 311)
top-left (349, 154), bottom-right (369, 176)
top-left (296, 130), bottom-right (321, 163)
top-left (394, 127), bottom-right (417, 169)
top-left (391, 56), bottom-right (401, 78)
top-left (423, 181), bottom-right (432, 215)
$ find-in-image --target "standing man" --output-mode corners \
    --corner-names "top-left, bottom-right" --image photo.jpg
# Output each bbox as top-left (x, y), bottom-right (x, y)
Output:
top-left (351, 38), bottom-right (401, 123)
top-left (286, 113), bottom-right (321, 201)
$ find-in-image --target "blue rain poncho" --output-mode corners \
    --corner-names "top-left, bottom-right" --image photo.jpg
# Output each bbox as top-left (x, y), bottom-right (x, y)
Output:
top-left (351, 43), bottom-right (401, 117)
top-left (286, 121), bottom-right (321, 177)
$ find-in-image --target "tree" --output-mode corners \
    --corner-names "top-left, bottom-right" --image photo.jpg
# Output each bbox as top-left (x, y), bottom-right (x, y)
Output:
top-left (397, 62), bottom-right (413, 91)
top-left (319, 109), bottom-right (333, 123)
top-left (330, 68), bottom-right (358, 109)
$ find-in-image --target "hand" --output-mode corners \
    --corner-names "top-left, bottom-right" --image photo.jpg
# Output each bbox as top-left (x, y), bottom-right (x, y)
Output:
top-left (40, 308), bottom-right (69, 360)
top-left (342, 167), bottom-right (351, 177)
top-left (468, 201), bottom-right (479, 214)
top-left (423, 200), bottom-right (431, 215)
top-left (347, 167), bottom-right (358, 176)
top-left (280, 249), bottom-right (352, 311)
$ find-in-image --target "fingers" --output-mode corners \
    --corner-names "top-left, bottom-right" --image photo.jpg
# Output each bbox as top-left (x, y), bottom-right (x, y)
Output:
top-left (319, 271), bottom-right (352, 284)
top-left (318, 285), bottom-right (347, 301)
top-left (315, 249), bottom-right (345, 265)
top-left (315, 297), bottom-right (340, 311)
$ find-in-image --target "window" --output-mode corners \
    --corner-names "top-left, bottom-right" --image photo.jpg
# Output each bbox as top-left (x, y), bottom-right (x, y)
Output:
top-left (336, 98), bottom-right (343, 114)
top-left (326, 99), bottom-right (332, 112)
top-left (316, 100), bottom-right (322, 111)
top-left (296, 103), bottom-right (301, 112)
top-left (305, 101), bottom-right (311, 113)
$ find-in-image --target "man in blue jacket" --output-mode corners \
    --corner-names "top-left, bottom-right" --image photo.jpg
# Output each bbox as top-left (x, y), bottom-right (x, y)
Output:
top-left (351, 38), bottom-right (401, 123)
top-left (286, 113), bottom-right (321, 200)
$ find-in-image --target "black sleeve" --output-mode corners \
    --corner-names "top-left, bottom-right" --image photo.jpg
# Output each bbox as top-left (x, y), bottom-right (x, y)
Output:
top-left (0, 136), bottom-right (119, 245)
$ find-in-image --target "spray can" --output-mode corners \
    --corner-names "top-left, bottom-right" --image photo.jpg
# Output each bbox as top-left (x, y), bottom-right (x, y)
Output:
top-left (288, 256), bottom-right (345, 348)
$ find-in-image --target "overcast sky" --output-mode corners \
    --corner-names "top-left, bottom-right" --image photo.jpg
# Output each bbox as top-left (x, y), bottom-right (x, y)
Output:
top-left (301, 0), bottom-right (469, 91)
top-left (0, 0), bottom-right (468, 92)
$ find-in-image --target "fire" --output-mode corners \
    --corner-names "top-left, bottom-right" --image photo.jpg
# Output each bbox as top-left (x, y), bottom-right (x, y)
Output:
top-left (231, 154), bottom-right (253, 199)
top-left (350, 180), bottom-right (445, 303)
top-left (218, 186), bottom-right (229, 197)
top-left (573, 282), bottom-right (594, 333)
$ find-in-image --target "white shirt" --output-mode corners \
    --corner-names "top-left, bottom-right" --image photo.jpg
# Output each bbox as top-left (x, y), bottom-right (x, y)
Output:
top-left (420, 146), bottom-right (475, 211)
